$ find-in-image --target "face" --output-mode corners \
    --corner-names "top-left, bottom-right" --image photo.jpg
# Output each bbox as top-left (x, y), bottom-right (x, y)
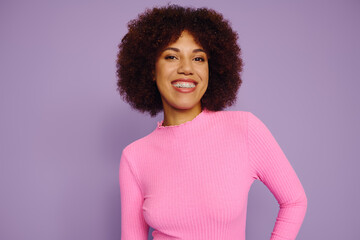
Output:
top-left (154, 30), bottom-right (209, 113)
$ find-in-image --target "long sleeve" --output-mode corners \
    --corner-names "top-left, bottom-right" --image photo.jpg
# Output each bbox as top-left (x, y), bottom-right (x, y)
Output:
top-left (247, 112), bottom-right (308, 240)
top-left (119, 151), bottom-right (149, 239)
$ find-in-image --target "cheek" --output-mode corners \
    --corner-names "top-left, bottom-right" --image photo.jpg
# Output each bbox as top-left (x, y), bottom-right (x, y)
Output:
top-left (155, 62), bottom-right (171, 80)
top-left (202, 70), bottom-right (209, 92)
top-left (201, 63), bottom-right (209, 77)
top-left (201, 67), bottom-right (209, 84)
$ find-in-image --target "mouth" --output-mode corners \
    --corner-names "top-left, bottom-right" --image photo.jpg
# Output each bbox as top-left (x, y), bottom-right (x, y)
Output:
top-left (171, 79), bottom-right (197, 89)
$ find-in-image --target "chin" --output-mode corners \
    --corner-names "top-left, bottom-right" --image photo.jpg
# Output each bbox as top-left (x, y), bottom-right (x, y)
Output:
top-left (162, 95), bottom-right (203, 111)
top-left (171, 102), bottom-right (198, 110)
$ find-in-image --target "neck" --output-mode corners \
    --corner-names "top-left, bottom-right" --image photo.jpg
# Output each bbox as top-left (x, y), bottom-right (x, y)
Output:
top-left (162, 104), bottom-right (203, 127)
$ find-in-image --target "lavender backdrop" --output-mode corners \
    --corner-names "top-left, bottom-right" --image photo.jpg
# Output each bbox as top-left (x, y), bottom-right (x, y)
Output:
top-left (1, 0), bottom-right (359, 239)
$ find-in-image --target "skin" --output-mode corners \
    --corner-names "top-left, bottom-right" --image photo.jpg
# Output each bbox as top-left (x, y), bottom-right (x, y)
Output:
top-left (154, 30), bottom-right (209, 126)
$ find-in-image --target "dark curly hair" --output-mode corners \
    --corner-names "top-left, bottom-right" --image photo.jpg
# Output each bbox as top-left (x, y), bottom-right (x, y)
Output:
top-left (116, 4), bottom-right (243, 117)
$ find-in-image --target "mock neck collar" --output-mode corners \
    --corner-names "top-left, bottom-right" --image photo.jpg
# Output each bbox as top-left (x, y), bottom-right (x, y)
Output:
top-left (156, 108), bottom-right (211, 130)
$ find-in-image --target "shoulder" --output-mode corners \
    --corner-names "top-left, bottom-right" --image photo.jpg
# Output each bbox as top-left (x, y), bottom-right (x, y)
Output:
top-left (121, 130), bottom-right (156, 159)
top-left (120, 132), bottom-right (155, 176)
top-left (201, 109), bottom-right (250, 134)
top-left (218, 110), bottom-right (266, 127)
top-left (208, 109), bottom-right (250, 124)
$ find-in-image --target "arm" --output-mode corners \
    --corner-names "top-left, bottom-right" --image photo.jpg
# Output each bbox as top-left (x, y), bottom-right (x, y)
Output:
top-left (119, 151), bottom-right (149, 239)
top-left (247, 112), bottom-right (308, 240)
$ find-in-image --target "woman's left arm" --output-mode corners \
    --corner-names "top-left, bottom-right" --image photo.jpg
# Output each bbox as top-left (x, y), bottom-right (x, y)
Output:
top-left (247, 112), bottom-right (308, 240)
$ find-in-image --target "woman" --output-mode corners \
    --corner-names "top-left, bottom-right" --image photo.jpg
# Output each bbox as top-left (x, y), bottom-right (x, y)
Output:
top-left (117, 5), bottom-right (307, 240)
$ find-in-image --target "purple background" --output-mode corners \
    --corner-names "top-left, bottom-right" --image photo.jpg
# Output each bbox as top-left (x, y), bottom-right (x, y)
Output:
top-left (1, 0), bottom-right (359, 239)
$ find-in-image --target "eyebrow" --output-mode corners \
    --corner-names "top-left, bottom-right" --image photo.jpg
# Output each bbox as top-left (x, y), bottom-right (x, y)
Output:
top-left (162, 47), bottom-right (206, 54)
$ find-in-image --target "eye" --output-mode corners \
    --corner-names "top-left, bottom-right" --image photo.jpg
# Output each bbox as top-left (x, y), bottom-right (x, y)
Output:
top-left (194, 57), bottom-right (205, 62)
top-left (165, 55), bottom-right (177, 60)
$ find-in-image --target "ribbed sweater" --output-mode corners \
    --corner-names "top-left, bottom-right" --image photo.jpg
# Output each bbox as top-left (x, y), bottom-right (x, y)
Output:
top-left (119, 109), bottom-right (307, 240)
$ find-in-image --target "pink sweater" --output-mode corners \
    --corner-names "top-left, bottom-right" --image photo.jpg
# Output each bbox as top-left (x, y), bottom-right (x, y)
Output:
top-left (119, 109), bottom-right (307, 239)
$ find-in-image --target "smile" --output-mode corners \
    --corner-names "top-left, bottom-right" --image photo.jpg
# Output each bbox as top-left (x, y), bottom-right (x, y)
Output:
top-left (172, 82), bottom-right (196, 88)
top-left (171, 80), bottom-right (197, 93)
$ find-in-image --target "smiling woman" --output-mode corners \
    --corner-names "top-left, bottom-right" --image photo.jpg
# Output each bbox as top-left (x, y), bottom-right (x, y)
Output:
top-left (116, 4), bottom-right (307, 240)
top-left (116, 5), bottom-right (242, 119)
top-left (154, 30), bottom-right (209, 126)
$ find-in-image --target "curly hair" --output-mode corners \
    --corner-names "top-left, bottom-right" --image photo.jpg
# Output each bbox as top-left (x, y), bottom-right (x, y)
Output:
top-left (116, 4), bottom-right (243, 117)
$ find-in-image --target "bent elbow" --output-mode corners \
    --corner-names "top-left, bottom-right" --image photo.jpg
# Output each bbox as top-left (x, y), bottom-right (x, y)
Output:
top-left (295, 187), bottom-right (308, 208)
top-left (302, 193), bottom-right (308, 216)
top-left (279, 191), bottom-right (308, 209)
top-left (298, 189), bottom-right (308, 208)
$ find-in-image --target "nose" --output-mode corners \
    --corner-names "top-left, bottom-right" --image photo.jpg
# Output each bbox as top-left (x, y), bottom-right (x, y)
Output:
top-left (177, 58), bottom-right (193, 75)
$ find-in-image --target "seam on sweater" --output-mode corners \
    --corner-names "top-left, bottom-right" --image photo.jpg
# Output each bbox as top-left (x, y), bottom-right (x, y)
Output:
top-left (122, 150), bottom-right (145, 198)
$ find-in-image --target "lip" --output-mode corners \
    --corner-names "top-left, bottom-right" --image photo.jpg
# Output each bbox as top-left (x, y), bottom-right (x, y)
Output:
top-left (171, 79), bottom-right (198, 84)
top-left (171, 79), bottom-right (197, 93)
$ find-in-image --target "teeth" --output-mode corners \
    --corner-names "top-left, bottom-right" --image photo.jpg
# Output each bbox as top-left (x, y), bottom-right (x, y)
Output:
top-left (172, 82), bottom-right (196, 88)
